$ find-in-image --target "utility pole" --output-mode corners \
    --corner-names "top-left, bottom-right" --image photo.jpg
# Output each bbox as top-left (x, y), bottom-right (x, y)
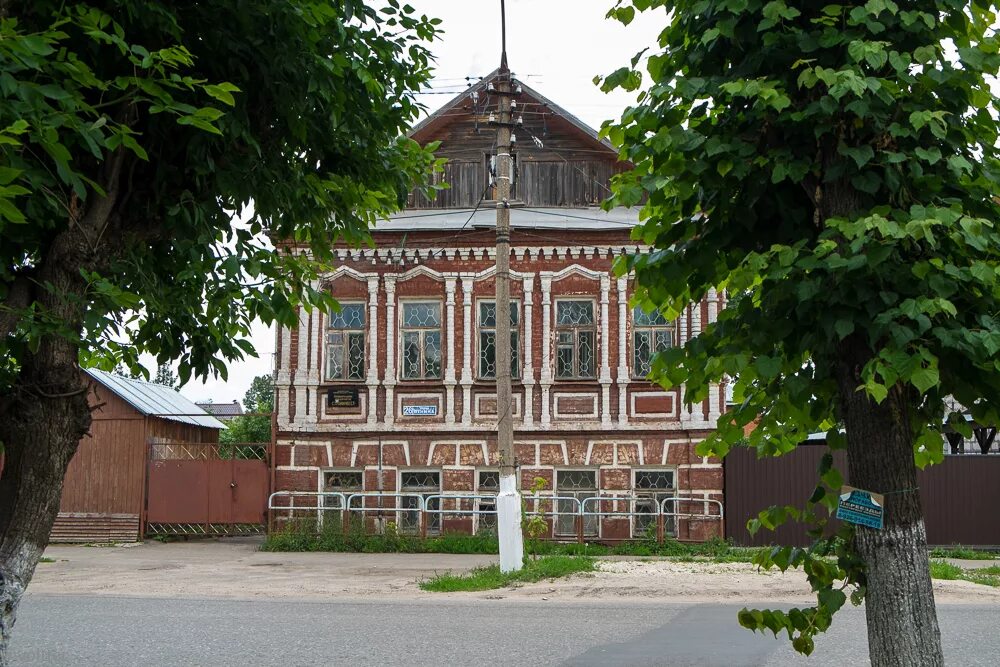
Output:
top-left (493, 0), bottom-right (524, 573)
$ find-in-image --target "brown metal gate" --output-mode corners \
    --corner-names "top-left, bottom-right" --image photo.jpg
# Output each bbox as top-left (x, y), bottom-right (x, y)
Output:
top-left (145, 442), bottom-right (269, 536)
top-left (725, 444), bottom-right (1000, 548)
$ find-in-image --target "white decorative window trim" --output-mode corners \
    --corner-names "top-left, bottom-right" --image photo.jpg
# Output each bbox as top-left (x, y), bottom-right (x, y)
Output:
top-left (398, 298), bottom-right (444, 381)
top-left (553, 298), bottom-right (598, 380)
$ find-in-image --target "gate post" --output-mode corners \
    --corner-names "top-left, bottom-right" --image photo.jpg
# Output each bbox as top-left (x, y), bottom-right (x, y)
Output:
top-left (575, 513), bottom-right (584, 545)
top-left (656, 512), bottom-right (664, 544)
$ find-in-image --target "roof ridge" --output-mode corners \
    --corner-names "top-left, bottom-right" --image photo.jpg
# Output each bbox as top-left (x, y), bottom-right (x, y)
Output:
top-left (409, 68), bottom-right (615, 153)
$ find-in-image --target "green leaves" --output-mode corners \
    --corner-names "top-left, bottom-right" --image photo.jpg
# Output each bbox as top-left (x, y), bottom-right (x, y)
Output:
top-left (1, 1), bottom-right (441, 388)
top-left (204, 83), bottom-right (240, 107)
top-left (605, 0), bottom-right (1000, 656)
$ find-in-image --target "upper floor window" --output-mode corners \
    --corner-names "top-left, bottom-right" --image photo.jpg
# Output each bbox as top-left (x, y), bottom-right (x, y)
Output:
top-left (400, 301), bottom-right (442, 380)
top-left (632, 307), bottom-right (673, 379)
top-left (326, 304), bottom-right (366, 381)
top-left (478, 300), bottom-right (520, 380)
top-left (555, 300), bottom-right (595, 379)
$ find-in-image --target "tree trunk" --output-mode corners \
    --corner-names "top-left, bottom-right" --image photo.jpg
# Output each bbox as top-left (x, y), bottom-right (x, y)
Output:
top-left (836, 337), bottom-right (943, 667)
top-left (0, 231), bottom-right (93, 665)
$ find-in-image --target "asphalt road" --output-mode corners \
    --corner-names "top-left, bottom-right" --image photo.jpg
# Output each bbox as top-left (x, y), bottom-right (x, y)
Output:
top-left (11, 595), bottom-right (1000, 666)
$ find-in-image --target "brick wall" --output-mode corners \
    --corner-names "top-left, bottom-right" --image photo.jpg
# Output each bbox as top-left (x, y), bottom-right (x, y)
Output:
top-left (272, 429), bottom-right (724, 541)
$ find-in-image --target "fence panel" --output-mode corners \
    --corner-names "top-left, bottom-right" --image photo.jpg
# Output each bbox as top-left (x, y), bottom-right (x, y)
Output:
top-left (146, 442), bottom-right (267, 535)
top-left (725, 444), bottom-right (1000, 547)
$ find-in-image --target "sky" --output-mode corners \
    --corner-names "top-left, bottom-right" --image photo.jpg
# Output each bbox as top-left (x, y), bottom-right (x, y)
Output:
top-left (174, 0), bottom-right (663, 406)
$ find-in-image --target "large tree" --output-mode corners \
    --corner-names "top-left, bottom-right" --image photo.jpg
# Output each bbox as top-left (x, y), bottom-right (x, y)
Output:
top-left (219, 373), bottom-right (273, 445)
top-left (0, 1), bottom-right (440, 660)
top-left (602, 1), bottom-right (1000, 664)
top-left (151, 363), bottom-right (177, 389)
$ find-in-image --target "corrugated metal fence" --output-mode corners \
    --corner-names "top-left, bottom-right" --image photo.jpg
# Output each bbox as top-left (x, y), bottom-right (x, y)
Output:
top-left (726, 445), bottom-right (1000, 548)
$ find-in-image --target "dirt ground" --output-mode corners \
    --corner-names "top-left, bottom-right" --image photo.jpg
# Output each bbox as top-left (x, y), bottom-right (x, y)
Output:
top-left (31, 537), bottom-right (1000, 605)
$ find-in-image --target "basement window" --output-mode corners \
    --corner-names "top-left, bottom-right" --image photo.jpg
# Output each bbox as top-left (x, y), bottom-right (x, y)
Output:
top-left (555, 469), bottom-right (598, 537)
top-left (399, 470), bottom-right (441, 534)
top-left (633, 469), bottom-right (676, 538)
top-left (476, 470), bottom-right (500, 534)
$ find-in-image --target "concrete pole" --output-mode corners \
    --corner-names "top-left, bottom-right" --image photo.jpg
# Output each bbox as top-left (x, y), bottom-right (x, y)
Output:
top-left (494, 35), bottom-right (524, 572)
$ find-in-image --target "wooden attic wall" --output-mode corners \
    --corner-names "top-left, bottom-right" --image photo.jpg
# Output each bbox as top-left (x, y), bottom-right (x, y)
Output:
top-left (408, 96), bottom-right (626, 208)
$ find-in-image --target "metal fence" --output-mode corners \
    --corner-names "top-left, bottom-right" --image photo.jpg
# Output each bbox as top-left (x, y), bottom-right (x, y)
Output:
top-left (725, 444), bottom-right (1000, 547)
top-left (145, 441), bottom-right (268, 537)
top-left (267, 491), bottom-right (723, 543)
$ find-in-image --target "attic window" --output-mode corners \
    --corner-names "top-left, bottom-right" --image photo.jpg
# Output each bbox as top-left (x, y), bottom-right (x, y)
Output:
top-left (486, 152), bottom-right (518, 200)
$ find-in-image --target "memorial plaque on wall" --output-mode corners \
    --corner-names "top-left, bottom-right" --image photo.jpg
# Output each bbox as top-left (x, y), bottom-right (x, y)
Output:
top-left (327, 387), bottom-right (360, 408)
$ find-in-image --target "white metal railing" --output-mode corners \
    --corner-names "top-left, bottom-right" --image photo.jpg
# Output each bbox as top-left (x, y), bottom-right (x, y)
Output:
top-left (423, 494), bottom-right (498, 516)
top-left (580, 495), bottom-right (660, 518)
top-left (661, 496), bottom-right (724, 519)
top-left (268, 491), bottom-right (347, 511)
top-left (267, 491), bottom-right (723, 541)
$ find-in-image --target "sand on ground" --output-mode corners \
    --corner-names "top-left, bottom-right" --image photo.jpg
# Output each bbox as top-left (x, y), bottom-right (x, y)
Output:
top-left (32, 538), bottom-right (1000, 605)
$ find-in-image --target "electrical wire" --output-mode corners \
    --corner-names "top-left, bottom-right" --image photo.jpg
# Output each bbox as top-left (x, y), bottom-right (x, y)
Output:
top-left (395, 182), bottom-right (494, 265)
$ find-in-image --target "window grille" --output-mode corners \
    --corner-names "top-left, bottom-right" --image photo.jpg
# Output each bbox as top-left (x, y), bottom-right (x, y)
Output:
top-left (322, 470), bottom-right (363, 511)
top-left (326, 304), bottom-right (366, 381)
top-left (476, 470), bottom-right (500, 534)
top-left (324, 471), bottom-right (363, 491)
top-left (400, 302), bottom-right (442, 380)
top-left (478, 301), bottom-right (520, 380)
top-left (399, 470), bottom-right (441, 533)
top-left (555, 470), bottom-right (598, 536)
top-left (633, 469), bottom-right (675, 538)
top-left (555, 301), bottom-right (596, 379)
top-left (632, 307), bottom-right (673, 379)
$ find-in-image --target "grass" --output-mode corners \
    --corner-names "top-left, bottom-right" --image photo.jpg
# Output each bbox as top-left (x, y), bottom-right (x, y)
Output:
top-left (929, 546), bottom-right (998, 561)
top-left (930, 560), bottom-right (1000, 587)
top-left (419, 555), bottom-right (595, 592)
top-left (261, 518), bottom-right (766, 562)
top-left (39, 557), bottom-right (55, 564)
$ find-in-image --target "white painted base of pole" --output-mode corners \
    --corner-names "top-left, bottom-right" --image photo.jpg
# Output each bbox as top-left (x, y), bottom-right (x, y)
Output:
top-left (496, 473), bottom-right (524, 573)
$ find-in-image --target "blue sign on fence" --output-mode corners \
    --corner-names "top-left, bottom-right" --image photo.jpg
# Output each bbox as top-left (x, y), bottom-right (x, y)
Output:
top-left (836, 486), bottom-right (885, 530)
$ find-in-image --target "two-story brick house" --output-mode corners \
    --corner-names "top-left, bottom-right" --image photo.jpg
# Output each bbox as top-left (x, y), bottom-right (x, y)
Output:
top-left (272, 70), bottom-right (726, 541)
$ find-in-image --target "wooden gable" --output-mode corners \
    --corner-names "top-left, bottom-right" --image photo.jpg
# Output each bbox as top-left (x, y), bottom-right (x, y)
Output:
top-left (407, 70), bottom-right (628, 209)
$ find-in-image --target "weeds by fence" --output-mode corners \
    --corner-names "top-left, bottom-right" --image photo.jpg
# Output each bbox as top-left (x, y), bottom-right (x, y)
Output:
top-left (260, 516), bottom-right (758, 560)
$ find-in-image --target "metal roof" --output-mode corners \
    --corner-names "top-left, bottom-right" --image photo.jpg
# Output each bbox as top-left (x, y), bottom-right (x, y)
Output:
top-left (196, 401), bottom-right (244, 418)
top-left (374, 206), bottom-right (641, 232)
top-left (85, 368), bottom-right (226, 429)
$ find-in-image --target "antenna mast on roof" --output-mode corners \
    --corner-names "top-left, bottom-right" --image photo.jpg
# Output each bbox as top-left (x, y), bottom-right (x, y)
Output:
top-left (492, 0), bottom-right (523, 574)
